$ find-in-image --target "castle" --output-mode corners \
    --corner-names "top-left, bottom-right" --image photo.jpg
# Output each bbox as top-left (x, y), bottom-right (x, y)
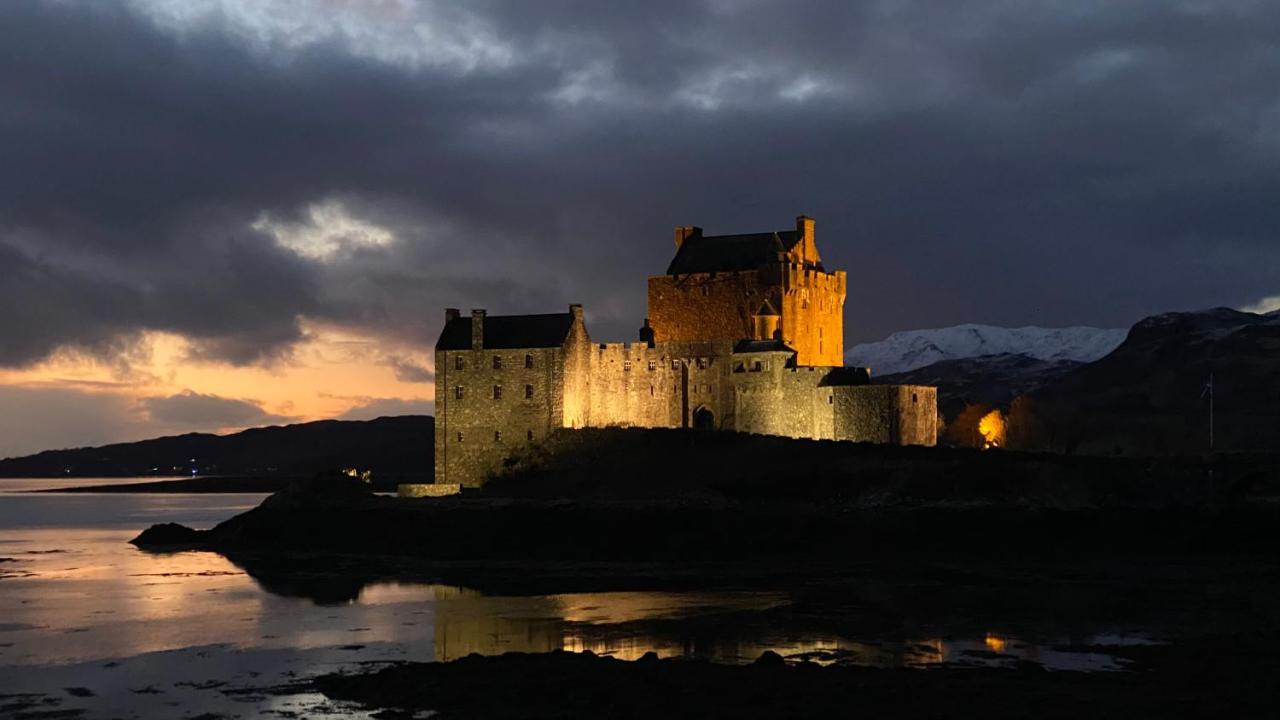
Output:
top-left (433, 216), bottom-right (937, 487)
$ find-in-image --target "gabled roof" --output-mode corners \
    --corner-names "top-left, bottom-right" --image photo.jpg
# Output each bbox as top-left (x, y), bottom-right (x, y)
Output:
top-left (436, 312), bottom-right (575, 351)
top-left (666, 230), bottom-right (799, 275)
top-left (753, 298), bottom-right (780, 317)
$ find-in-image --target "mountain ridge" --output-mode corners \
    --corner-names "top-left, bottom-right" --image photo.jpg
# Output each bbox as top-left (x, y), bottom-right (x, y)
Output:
top-left (846, 324), bottom-right (1127, 376)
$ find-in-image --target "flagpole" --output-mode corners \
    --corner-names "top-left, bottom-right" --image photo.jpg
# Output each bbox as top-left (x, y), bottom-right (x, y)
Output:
top-left (1208, 371), bottom-right (1214, 452)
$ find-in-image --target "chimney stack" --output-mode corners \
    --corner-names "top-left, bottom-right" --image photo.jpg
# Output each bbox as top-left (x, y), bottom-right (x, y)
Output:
top-left (674, 226), bottom-right (702, 249)
top-left (471, 309), bottom-right (485, 350)
top-left (445, 308), bottom-right (460, 323)
top-left (569, 304), bottom-right (584, 323)
top-left (795, 215), bottom-right (818, 263)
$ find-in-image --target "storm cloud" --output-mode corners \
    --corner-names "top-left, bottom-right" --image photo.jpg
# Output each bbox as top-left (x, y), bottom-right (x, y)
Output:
top-left (3, 0), bottom-right (1280, 373)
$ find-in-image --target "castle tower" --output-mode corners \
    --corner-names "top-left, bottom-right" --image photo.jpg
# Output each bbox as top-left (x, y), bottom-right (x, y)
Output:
top-left (646, 215), bottom-right (847, 366)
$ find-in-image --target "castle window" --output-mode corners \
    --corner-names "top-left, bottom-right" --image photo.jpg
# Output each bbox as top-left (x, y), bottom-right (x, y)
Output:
top-left (912, 393), bottom-right (918, 404)
top-left (527, 429), bottom-right (534, 441)
top-left (525, 384), bottom-right (534, 399)
top-left (455, 386), bottom-right (465, 399)
top-left (494, 430), bottom-right (502, 442)
top-left (493, 385), bottom-right (502, 400)
top-left (672, 359), bottom-right (680, 370)
top-left (650, 385), bottom-right (654, 396)
top-left (733, 362), bottom-right (745, 373)
top-left (751, 361), bottom-right (762, 372)
top-left (648, 360), bottom-right (656, 371)
top-left (456, 431), bottom-right (464, 443)
top-left (624, 360), bottom-right (632, 372)
top-left (455, 355), bottom-right (464, 370)
top-left (525, 353), bottom-right (534, 369)
top-left (828, 394), bottom-right (834, 404)
top-left (697, 358), bottom-right (707, 369)
top-left (700, 285), bottom-right (710, 297)
top-left (492, 355), bottom-right (502, 369)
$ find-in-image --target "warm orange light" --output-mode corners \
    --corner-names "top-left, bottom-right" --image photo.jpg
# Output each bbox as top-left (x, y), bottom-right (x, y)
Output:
top-left (978, 409), bottom-right (1005, 449)
top-left (984, 633), bottom-right (1007, 653)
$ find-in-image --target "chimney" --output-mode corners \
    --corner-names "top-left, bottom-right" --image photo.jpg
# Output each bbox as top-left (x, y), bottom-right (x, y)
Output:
top-left (795, 215), bottom-right (818, 263)
top-left (471, 309), bottom-right (485, 350)
top-left (445, 307), bottom-right (460, 323)
top-left (569, 304), bottom-right (584, 323)
top-left (638, 318), bottom-right (655, 347)
top-left (674, 226), bottom-right (702, 249)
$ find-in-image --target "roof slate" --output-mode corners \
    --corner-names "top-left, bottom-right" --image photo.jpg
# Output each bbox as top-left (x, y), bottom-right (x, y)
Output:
top-left (436, 312), bottom-right (574, 351)
top-left (666, 230), bottom-right (799, 275)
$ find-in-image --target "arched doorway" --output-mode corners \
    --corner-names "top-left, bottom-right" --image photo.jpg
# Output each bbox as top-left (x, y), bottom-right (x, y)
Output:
top-left (692, 406), bottom-right (715, 430)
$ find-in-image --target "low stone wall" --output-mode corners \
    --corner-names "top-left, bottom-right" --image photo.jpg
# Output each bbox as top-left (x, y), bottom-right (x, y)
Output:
top-left (398, 483), bottom-right (462, 498)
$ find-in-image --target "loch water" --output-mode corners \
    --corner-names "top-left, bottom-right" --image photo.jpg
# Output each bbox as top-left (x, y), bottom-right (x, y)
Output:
top-left (1, 479), bottom-right (1154, 717)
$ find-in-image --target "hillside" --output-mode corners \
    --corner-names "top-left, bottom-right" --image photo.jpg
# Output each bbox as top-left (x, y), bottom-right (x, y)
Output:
top-left (874, 353), bottom-right (1080, 420)
top-left (0, 415), bottom-right (434, 479)
top-left (1025, 308), bottom-right (1280, 454)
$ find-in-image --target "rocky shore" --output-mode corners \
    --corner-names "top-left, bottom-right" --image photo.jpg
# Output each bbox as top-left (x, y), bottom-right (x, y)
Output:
top-left (314, 638), bottom-right (1279, 719)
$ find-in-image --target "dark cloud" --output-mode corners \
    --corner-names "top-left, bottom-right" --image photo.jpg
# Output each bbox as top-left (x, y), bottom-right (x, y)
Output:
top-left (137, 390), bottom-right (294, 427)
top-left (389, 357), bottom-right (435, 384)
top-left (3, 0), bottom-right (1280, 378)
top-left (336, 397), bottom-right (434, 421)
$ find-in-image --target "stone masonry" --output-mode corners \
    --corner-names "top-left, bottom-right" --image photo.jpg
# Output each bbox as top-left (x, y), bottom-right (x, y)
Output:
top-left (434, 216), bottom-right (937, 487)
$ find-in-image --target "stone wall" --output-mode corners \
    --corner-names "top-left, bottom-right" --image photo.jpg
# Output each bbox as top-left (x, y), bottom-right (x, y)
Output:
top-left (434, 344), bottom-right (566, 487)
top-left (647, 264), bottom-right (846, 369)
top-left (647, 272), bottom-right (763, 348)
top-left (832, 385), bottom-right (937, 445)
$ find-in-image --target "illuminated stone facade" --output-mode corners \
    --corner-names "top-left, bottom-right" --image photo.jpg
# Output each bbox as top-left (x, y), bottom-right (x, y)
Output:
top-left (434, 216), bottom-right (937, 487)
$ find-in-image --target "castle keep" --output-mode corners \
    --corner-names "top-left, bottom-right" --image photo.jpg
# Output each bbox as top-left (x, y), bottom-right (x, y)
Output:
top-left (434, 216), bottom-right (937, 487)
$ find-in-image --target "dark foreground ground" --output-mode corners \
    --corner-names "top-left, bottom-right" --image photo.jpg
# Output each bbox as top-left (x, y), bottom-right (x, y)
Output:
top-left (129, 429), bottom-right (1280, 718)
top-left (315, 638), bottom-right (1279, 719)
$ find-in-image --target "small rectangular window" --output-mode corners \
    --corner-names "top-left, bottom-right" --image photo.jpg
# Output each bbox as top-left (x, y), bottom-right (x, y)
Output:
top-left (494, 430), bottom-right (502, 442)
top-left (525, 384), bottom-right (534, 399)
top-left (912, 392), bottom-right (918, 404)
top-left (454, 355), bottom-right (464, 370)
top-left (751, 361), bottom-right (762, 372)
top-left (697, 358), bottom-right (707, 369)
top-left (526, 429), bottom-right (534, 441)
top-left (828, 395), bottom-right (834, 404)
top-left (648, 360), bottom-right (656, 371)
top-left (672, 359), bottom-right (680, 370)
top-left (624, 360), bottom-right (632, 372)
top-left (650, 385), bottom-right (654, 396)
top-left (492, 355), bottom-right (502, 369)
top-left (455, 386), bottom-right (465, 399)
top-left (456, 431), bottom-right (464, 443)
top-left (493, 385), bottom-right (502, 400)
top-left (525, 353), bottom-right (534, 369)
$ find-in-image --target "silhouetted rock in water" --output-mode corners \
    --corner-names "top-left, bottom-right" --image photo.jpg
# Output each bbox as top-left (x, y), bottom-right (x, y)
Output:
top-left (131, 523), bottom-right (206, 549)
top-left (314, 638), bottom-right (1280, 719)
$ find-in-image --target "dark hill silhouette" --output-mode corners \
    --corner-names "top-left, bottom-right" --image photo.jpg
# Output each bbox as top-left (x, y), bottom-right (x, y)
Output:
top-left (1026, 308), bottom-right (1280, 454)
top-left (0, 415), bottom-right (433, 480)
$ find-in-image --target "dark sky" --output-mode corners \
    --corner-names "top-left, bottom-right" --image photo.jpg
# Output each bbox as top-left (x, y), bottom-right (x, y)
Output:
top-left (1, 0), bottom-right (1278, 455)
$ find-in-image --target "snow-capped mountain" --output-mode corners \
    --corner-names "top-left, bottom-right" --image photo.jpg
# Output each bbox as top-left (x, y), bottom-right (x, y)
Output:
top-left (845, 324), bottom-right (1127, 375)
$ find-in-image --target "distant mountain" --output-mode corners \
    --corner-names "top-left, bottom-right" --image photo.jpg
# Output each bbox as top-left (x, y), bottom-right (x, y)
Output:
top-left (1027, 308), bottom-right (1280, 454)
top-left (875, 353), bottom-right (1081, 420)
top-left (846, 324), bottom-right (1127, 375)
top-left (0, 416), bottom-right (434, 480)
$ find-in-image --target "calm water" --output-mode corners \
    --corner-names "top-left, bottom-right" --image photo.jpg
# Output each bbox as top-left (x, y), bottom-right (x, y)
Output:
top-left (0, 478), bottom-right (1143, 718)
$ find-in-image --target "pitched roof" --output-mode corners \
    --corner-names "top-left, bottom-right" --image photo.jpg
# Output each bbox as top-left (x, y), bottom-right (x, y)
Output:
top-left (436, 312), bottom-right (575, 351)
top-left (666, 230), bottom-right (799, 275)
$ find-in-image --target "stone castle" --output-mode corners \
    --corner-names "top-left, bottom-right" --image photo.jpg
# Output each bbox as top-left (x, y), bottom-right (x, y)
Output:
top-left (434, 216), bottom-right (937, 487)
